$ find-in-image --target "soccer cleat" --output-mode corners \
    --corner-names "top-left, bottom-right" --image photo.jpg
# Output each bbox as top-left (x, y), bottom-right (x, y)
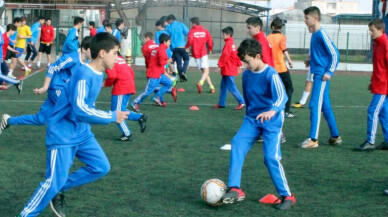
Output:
top-left (0, 85), bottom-right (7, 90)
top-left (212, 104), bottom-right (225, 109)
top-left (354, 141), bottom-right (376, 151)
top-left (299, 138), bottom-right (318, 148)
top-left (291, 102), bottom-right (305, 108)
top-left (171, 87), bottom-right (177, 102)
top-left (0, 114), bottom-right (10, 136)
top-left (275, 194), bottom-right (296, 210)
top-left (196, 82), bottom-right (203, 94)
top-left (50, 192), bottom-right (66, 217)
top-left (327, 136), bottom-right (342, 146)
top-left (151, 97), bottom-right (163, 106)
top-left (285, 112), bottom-right (295, 118)
top-left (24, 68), bottom-right (32, 77)
top-left (210, 88), bottom-right (216, 93)
top-left (235, 104), bottom-right (245, 110)
top-left (130, 102), bottom-right (140, 112)
top-left (120, 134), bottom-right (133, 141)
top-left (179, 73), bottom-right (188, 82)
top-left (222, 187), bottom-right (246, 204)
top-left (138, 115), bottom-right (147, 133)
top-left (15, 80), bottom-right (23, 95)
top-left (281, 134), bottom-right (286, 143)
top-left (376, 141), bottom-right (388, 150)
top-left (161, 102), bottom-right (167, 107)
top-left (384, 189), bottom-right (388, 196)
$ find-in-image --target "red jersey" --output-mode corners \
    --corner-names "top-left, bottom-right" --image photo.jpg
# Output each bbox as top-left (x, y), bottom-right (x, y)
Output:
top-left (104, 56), bottom-right (136, 95)
top-left (142, 40), bottom-right (159, 68)
top-left (2, 32), bottom-right (9, 59)
top-left (146, 43), bottom-right (168, 79)
top-left (372, 33), bottom-right (388, 95)
top-left (40, 24), bottom-right (55, 43)
top-left (218, 37), bottom-right (242, 76)
top-left (90, 28), bottom-right (97, 37)
top-left (185, 25), bottom-right (213, 58)
top-left (252, 31), bottom-right (274, 67)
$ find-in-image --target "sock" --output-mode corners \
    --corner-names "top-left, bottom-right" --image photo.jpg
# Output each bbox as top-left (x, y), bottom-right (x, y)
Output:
top-left (299, 91), bottom-right (310, 105)
top-left (199, 81), bottom-right (204, 85)
top-left (311, 138), bottom-right (317, 142)
top-left (37, 61), bottom-right (40, 67)
top-left (210, 85), bottom-right (215, 90)
top-left (128, 112), bottom-right (142, 121)
top-left (9, 69), bottom-right (13, 75)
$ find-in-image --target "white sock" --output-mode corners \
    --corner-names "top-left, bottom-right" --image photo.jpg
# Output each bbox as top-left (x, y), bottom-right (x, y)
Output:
top-left (9, 69), bottom-right (13, 75)
top-left (37, 61), bottom-right (40, 67)
top-left (300, 91), bottom-right (310, 105)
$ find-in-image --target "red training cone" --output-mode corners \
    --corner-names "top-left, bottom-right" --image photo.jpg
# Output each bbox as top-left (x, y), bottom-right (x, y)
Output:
top-left (259, 194), bottom-right (280, 204)
top-left (189, 106), bottom-right (199, 111)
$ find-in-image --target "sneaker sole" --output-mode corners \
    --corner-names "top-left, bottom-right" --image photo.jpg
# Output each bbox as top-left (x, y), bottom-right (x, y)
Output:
top-left (49, 201), bottom-right (64, 217)
top-left (222, 196), bottom-right (245, 204)
top-left (300, 144), bottom-right (319, 148)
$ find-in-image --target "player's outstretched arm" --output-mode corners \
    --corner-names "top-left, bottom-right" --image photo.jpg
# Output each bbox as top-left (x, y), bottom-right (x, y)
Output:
top-left (46, 55), bottom-right (75, 78)
top-left (33, 77), bottom-right (52, 95)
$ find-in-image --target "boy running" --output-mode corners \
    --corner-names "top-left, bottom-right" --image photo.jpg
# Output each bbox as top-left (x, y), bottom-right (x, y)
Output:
top-left (7, 17), bottom-right (22, 79)
top-left (62, 17), bottom-right (84, 54)
top-left (25, 16), bottom-right (44, 69)
top-left (15, 17), bottom-right (32, 77)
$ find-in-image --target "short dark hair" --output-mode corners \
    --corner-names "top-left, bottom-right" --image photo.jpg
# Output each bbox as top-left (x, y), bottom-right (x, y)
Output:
top-left (159, 33), bottom-right (170, 44)
top-left (115, 18), bottom-right (124, 28)
top-left (13, 17), bottom-right (21, 24)
top-left (20, 17), bottom-right (27, 22)
top-left (237, 39), bottom-right (262, 61)
top-left (222, 26), bottom-right (234, 36)
top-left (102, 19), bottom-right (110, 26)
top-left (90, 33), bottom-right (120, 59)
top-left (160, 16), bottom-right (168, 23)
top-left (190, 17), bottom-right (200, 25)
top-left (74, 16), bottom-right (84, 26)
top-left (369, 19), bottom-right (385, 31)
top-left (81, 36), bottom-right (93, 50)
top-left (304, 6), bottom-right (321, 21)
top-left (7, 24), bottom-right (16, 32)
top-left (271, 17), bottom-right (283, 30)
top-left (104, 23), bottom-right (112, 29)
top-left (45, 18), bottom-right (52, 22)
top-left (38, 16), bottom-right (45, 21)
top-left (246, 17), bottom-right (263, 29)
top-left (144, 32), bottom-right (153, 39)
top-left (167, 14), bottom-right (176, 21)
top-left (155, 20), bottom-right (163, 27)
top-left (89, 21), bottom-right (95, 27)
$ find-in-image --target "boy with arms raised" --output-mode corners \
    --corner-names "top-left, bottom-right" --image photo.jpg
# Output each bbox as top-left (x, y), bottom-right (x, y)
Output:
top-left (222, 39), bottom-right (295, 210)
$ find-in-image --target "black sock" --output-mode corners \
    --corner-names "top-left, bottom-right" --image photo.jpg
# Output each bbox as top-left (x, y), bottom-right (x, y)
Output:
top-left (311, 138), bottom-right (317, 142)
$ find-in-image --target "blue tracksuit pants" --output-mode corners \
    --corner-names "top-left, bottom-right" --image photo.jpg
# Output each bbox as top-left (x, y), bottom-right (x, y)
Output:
top-left (218, 76), bottom-right (244, 107)
top-left (111, 94), bottom-right (143, 136)
top-left (133, 74), bottom-right (172, 104)
top-left (366, 94), bottom-right (388, 144)
top-left (9, 98), bottom-right (55, 126)
top-left (228, 113), bottom-right (291, 196)
top-left (309, 74), bottom-right (339, 139)
top-left (19, 137), bottom-right (110, 217)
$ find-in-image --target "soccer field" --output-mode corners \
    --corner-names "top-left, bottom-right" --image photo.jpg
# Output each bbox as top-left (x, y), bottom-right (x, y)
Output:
top-left (1, 68), bottom-right (388, 216)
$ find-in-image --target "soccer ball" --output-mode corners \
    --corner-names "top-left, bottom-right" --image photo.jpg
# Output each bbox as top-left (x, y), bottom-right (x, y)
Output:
top-left (200, 179), bottom-right (227, 206)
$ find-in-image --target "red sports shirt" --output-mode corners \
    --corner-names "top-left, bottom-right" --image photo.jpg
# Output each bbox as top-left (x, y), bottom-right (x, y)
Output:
top-left (146, 43), bottom-right (168, 79)
top-left (185, 25), bottom-right (213, 58)
top-left (252, 31), bottom-right (275, 67)
top-left (40, 24), bottom-right (55, 43)
top-left (2, 32), bottom-right (9, 59)
top-left (142, 40), bottom-right (159, 68)
top-left (104, 56), bottom-right (136, 95)
top-left (218, 37), bottom-right (242, 76)
top-left (372, 33), bottom-right (388, 95)
top-left (90, 28), bottom-right (97, 37)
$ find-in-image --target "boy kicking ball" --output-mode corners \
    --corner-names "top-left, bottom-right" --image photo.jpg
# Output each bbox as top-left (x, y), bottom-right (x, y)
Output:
top-left (222, 39), bottom-right (295, 210)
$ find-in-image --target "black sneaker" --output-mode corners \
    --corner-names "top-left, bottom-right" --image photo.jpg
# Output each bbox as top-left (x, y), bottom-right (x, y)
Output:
top-left (50, 192), bottom-right (66, 217)
top-left (376, 141), bottom-right (388, 150)
top-left (222, 187), bottom-right (246, 204)
top-left (354, 141), bottom-right (376, 151)
top-left (179, 73), bottom-right (188, 82)
top-left (15, 80), bottom-right (23, 95)
top-left (275, 194), bottom-right (296, 210)
top-left (120, 134), bottom-right (133, 141)
top-left (138, 115), bottom-right (147, 133)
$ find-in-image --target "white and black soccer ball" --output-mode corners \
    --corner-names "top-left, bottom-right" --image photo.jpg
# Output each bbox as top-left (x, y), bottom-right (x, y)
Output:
top-left (200, 179), bottom-right (227, 206)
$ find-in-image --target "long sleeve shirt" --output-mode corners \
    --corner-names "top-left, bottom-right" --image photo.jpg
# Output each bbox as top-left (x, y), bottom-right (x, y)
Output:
top-left (372, 33), bottom-right (388, 95)
top-left (142, 40), bottom-right (159, 68)
top-left (146, 43), bottom-right (168, 78)
top-left (113, 28), bottom-right (121, 42)
top-left (185, 25), bottom-right (213, 58)
top-left (218, 37), bottom-right (241, 76)
top-left (104, 56), bottom-right (136, 95)
top-left (252, 31), bottom-right (274, 67)
top-left (62, 27), bottom-right (79, 54)
top-left (166, 20), bottom-right (189, 49)
top-left (27, 22), bottom-right (41, 44)
top-left (40, 24), bottom-right (55, 44)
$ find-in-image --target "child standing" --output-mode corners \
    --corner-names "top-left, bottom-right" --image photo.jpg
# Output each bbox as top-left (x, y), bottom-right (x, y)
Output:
top-left (299, 6), bottom-right (341, 148)
top-left (222, 39), bottom-right (295, 210)
top-left (104, 55), bottom-right (147, 141)
top-left (267, 17), bottom-right (295, 118)
top-left (213, 27), bottom-right (245, 110)
top-left (355, 19), bottom-right (388, 151)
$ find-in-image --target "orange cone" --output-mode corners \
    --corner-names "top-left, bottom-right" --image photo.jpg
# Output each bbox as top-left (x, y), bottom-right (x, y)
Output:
top-left (189, 106), bottom-right (199, 111)
top-left (259, 194), bottom-right (280, 204)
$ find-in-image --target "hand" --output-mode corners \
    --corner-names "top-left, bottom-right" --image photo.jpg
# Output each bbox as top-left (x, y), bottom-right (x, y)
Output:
top-left (167, 58), bottom-right (173, 64)
top-left (12, 40), bottom-right (16, 44)
top-left (368, 83), bottom-right (371, 90)
top-left (322, 73), bottom-right (331, 81)
top-left (288, 61), bottom-right (294, 69)
top-left (31, 41), bottom-right (34, 46)
top-left (33, 87), bottom-right (48, 95)
top-left (304, 59), bottom-right (310, 67)
top-left (215, 68), bottom-right (220, 73)
top-left (116, 110), bottom-right (129, 123)
top-left (256, 110), bottom-right (276, 124)
top-left (186, 48), bottom-right (190, 53)
top-left (13, 50), bottom-right (19, 54)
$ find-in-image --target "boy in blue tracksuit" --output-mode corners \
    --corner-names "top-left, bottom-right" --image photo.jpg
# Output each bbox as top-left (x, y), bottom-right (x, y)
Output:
top-left (25, 17), bottom-right (44, 68)
top-left (62, 17), bottom-right (84, 54)
top-left (97, 19), bottom-right (110, 34)
top-left (299, 7), bottom-right (341, 148)
top-left (17, 33), bottom-right (128, 217)
top-left (113, 18), bottom-right (124, 43)
top-left (166, 14), bottom-right (190, 82)
top-left (222, 39), bottom-right (295, 210)
top-left (0, 37), bottom-right (92, 135)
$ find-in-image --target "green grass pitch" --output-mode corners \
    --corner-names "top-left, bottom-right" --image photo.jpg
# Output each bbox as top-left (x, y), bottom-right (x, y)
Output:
top-left (1, 68), bottom-right (388, 216)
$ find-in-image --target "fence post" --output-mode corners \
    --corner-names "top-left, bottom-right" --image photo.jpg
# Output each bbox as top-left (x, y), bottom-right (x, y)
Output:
top-left (303, 28), bottom-right (306, 49)
top-left (346, 32), bottom-right (349, 62)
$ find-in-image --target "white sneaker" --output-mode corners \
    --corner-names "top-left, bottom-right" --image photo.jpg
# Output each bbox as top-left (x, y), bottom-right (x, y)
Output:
top-left (220, 144), bottom-right (231, 150)
top-left (0, 114), bottom-right (10, 136)
top-left (299, 138), bottom-right (319, 148)
top-left (7, 73), bottom-right (16, 79)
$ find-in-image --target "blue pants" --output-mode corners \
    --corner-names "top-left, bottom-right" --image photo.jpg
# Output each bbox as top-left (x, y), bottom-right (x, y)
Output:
top-left (367, 94), bottom-right (388, 144)
top-left (228, 113), bottom-right (291, 197)
top-left (9, 98), bottom-right (54, 126)
top-left (133, 74), bottom-right (172, 104)
top-left (111, 94), bottom-right (143, 136)
top-left (0, 61), bottom-right (18, 84)
top-left (19, 137), bottom-right (110, 217)
top-left (25, 43), bottom-right (38, 62)
top-left (172, 48), bottom-right (189, 75)
top-left (309, 74), bottom-right (339, 139)
top-left (218, 76), bottom-right (244, 106)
